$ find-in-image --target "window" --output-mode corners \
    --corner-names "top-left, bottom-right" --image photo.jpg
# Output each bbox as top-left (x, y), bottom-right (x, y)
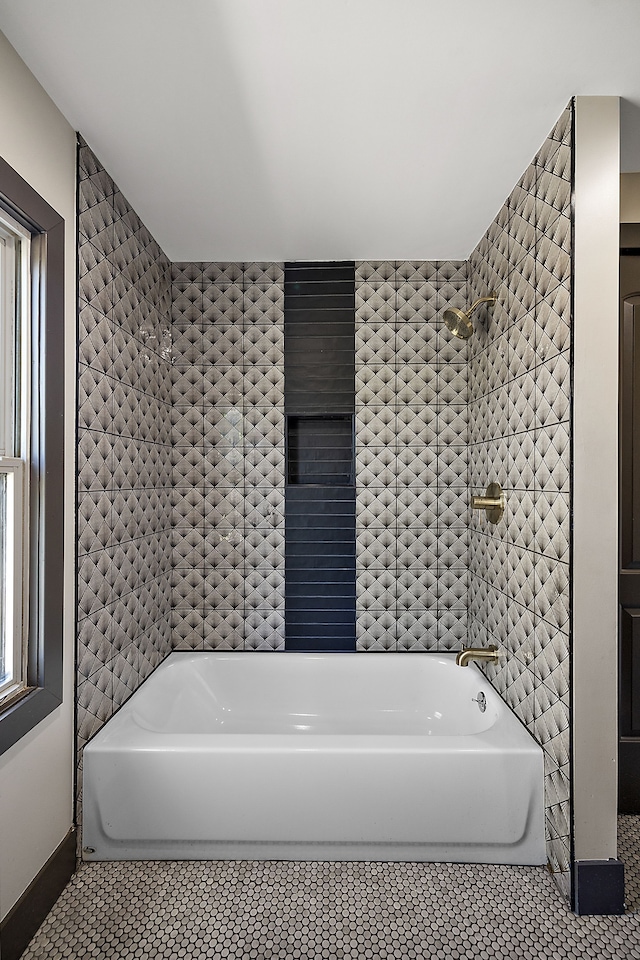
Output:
top-left (0, 155), bottom-right (64, 754)
top-left (0, 211), bottom-right (31, 704)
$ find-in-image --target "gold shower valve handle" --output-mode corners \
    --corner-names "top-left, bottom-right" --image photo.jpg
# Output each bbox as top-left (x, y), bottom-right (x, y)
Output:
top-left (471, 482), bottom-right (505, 524)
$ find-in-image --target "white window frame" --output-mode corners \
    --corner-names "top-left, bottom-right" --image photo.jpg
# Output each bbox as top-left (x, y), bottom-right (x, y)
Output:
top-left (0, 210), bottom-right (31, 706)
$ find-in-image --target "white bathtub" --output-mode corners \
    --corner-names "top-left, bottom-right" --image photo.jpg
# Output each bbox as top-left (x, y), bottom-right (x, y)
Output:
top-left (82, 651), bottom-right (545, 864)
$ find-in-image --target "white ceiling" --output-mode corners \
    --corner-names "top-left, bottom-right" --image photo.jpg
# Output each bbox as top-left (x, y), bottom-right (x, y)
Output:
top-left (1, 0), bottom-right (640, 262)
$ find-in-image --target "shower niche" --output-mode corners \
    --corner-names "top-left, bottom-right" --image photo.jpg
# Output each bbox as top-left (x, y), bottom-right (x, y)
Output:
top-left (287, 415), bottom-right (354, 486)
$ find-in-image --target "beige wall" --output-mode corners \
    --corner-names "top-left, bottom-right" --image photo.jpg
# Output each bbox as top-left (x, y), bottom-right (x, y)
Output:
top-left (621, 173), bottom-right (640, 221)
top-left (0, 30), bottom-right (76, 920)
top-left (572, 96), bottom-right (620, 863)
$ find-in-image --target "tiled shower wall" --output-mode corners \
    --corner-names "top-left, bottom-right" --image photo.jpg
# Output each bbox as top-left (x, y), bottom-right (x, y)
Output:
top-left (170, 262), bottom-right (286, 650)
top-left (466, 104), bottom-right (573, 892)
top-left (169, 259), bottom-right (471, 650)
top-left (76, 139), bottom-right (173, 779)
top-left (355, 261), bottom-right (469, 650)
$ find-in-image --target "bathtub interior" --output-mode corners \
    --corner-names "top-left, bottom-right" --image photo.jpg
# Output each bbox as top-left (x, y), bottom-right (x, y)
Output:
top-left (130, 652), bottom-right (501, 736)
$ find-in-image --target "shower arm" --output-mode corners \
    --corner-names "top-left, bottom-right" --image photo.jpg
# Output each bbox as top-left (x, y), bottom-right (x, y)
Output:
top-left (467, 295), bottom-right (497, 315)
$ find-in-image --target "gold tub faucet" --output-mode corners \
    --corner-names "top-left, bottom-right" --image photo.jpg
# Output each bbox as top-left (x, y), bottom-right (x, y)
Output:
top-left (455, 646), bottom-right (499, 667)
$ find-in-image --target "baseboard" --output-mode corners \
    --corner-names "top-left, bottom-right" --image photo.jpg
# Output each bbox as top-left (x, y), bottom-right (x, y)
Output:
top-left (572, 858), bottom-right (625, 915)
top-left (1, 828), bottom-right (76, 960)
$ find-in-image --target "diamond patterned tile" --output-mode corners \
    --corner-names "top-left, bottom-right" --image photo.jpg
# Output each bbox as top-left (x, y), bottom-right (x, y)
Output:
top-left (484, 538), bottom-right (509, 594)
top-left (484, 583), bottom-right (510, 648)
top-left (435, 569), bottom-right (468, 609)
top-left (395, 364), bottom-right (440, 405)
top-left (355, 320), bottom-right (396, 366)
top-left (172, 289), bottom-right (202, 327)
top-left (355, 260), bottom-right (396, 283)
top-left (534, 555), bottom-right (570, 630)
top-left (396, 260), bottom-right (439, 282)
top-left (202, 285), bottom-right (243, 324)
top-left (508, 372), bottom-right (537, 435)
top-left (357, 568), bottom-right (397, 611)
top-left (536, 290), bottom-right (571, 365)
top-left (508, 431), bottom-right (536, 491)
top-left (202, 262), bottom-right (243, 286)
top-left (508, 668), bottom-right (539, 734)
top-left (355, 280), bottom-right (396, 320)
top-left (202, 610), bottom-right (246, 650)
top-left (356, 405), bottom-right (397, 447)
top-left (436, 488), bottom-right (470, 529)
top-left (242, 610), bottom-right (285, 650)
top-left (436, 529), bottom-right (469, 568)
top-left (77, 364), bottom-right (115, 434)
top-left (172, 261), bottom-right (204, 285)
top-left (77, 551), bottom-right (114, 618)
top-left (78, 301), bottom-right (113, 373)
top-left (395, 568), bottom-right (438, 610)
top-left (78, 195), bottom-right (115, 254)
top-left (242, 488), bottom-right (285, 530)
top-left (437, 447), bottom-right (468, 488)
top-left (396, 446), bottom-right (438, 487)
top-left (355, 365), bottom-right (397, 406)
top-left (396, 487), bottom-right (438, 528)
top-left (77, 606), bottom-right (113, 682)
top-left (536, 224), bottom-right (571, 301)
top-left (434, 404), bottom-right (469, 443)
top-left (435, 365), bottom-right (468, 405)
top-left (396, 318), bottom-right (438, 365)
top-left (355, 446), bottom-right (397, 486)
top-left (507, 545), bottom-right (536, 609)
top-left (356, 487), bottom-right (398, 530)
top-left (356, 609), bottom-right (396, 650)
top-left (537, 162), bottom-right (571, 222)
top-left (243, 569), bottom-right (285, 606)
top-left (356, 528), bottom-right (397, 570)
top-left (535, 350), bottom-right (571, 428)
top-left (532, 491), bottom-right (570, 562)
top-left (506, 600), bottom-right (536, 657)
top-left (395, 405), bottom-right (437, 446)
top-left (76, 670), bottom-right (113, 745)
top-left (396, 282), bottom-right (439, 322)
top-left (508, 253), bottom-right (537, 321)
top-left (170, 366), bottom-right (207, 406)
top-left (534, 641), bottom-right (570, 705)
top-left (436, 609), bottom-right (468, 650)
top-left (396, 610), bottom-right (439, 651)
top-left (77, 491), bottom-right (113, 556)
top-left (506, 489), bottom-right (536, 551)
top-left (171, 609), bottom-right (204, 650)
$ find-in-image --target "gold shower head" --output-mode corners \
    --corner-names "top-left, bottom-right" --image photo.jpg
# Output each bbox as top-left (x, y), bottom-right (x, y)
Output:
top-left (443, 293), bottom-right (498, 340)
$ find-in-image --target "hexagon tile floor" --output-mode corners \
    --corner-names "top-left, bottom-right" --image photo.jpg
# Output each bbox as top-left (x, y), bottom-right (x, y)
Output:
top-left (620, 814), bottom-right (640, 914)
top-left (19, 856), bottom-right (640, 960)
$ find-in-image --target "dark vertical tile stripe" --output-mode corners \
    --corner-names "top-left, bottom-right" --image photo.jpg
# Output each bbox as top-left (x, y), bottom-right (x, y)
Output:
top-left (285, 263), bottom-right (356, 651)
